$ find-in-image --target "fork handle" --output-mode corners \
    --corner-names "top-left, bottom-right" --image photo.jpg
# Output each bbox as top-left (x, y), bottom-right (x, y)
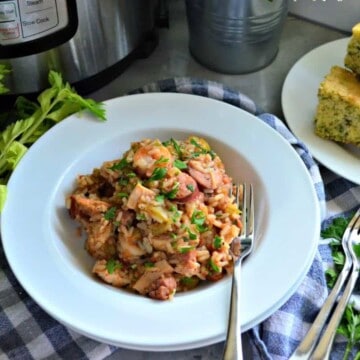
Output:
top-left (289, 258), bottom-right (352, 359)
top-left (311, 265), bottom-right (360, 360)
top-left (223, 261), bottom-right (243, 360)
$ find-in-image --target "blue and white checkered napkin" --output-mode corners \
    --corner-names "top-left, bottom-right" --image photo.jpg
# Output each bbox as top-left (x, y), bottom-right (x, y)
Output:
top-left (131, 78), bottom-right (360, 359)
top-left (1, 78), bottom-right (360, 360)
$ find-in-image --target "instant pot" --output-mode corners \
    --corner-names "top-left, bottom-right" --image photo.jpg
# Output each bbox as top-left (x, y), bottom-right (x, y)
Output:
top-left (0, 0), bottom-right (159, 97)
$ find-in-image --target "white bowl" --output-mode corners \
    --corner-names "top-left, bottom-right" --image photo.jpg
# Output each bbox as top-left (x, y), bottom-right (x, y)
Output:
top-left (1, 93), bottom-right (320, 351)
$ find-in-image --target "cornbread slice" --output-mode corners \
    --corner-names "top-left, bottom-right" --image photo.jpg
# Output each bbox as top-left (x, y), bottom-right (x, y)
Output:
top-left (314, 66), bottom-right (360, 147)
top-left (345, 23), bottom-right (360, 75)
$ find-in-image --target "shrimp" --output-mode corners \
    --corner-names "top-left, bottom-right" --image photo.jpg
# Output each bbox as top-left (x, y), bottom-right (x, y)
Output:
top-left (133, 139), bottom-right (173, 177)
top-left (117, 225), bottom-right (147, 261)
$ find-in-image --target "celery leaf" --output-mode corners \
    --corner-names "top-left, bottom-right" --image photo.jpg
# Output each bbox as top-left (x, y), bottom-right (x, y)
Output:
top-left (0, 184), bottom-right (7, 210)
top-left (0, 69), bottom-right (106, 212)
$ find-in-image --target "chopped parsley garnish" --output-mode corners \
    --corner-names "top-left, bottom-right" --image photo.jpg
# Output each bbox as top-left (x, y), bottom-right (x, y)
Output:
top-left (186, 227), bottom-right (197, 240)
top-left (191, 210), bottom-right (206, 226)
top-left (170, 205), bottom-right (181, 223)
top-left (214, 236), bottom-right (222, 249)
top-left (118, 177), bottom-right (129, 185)
top-left (164, 182), bottom-right (179, 199)
top-left (106, 259), bottom-right (122, 274)
top-left (186, 184), bottom-right (194, 192)
top-left (191, 209), bottom-right (207, 232)
top-left (104, 206), bottom-right (117, 220)
top-left (209, 258), bottom-right (221, 273)
top-left (190, 138), bottom-right (216, 159)
top-left (196, 224), bottom-right (208, 233)
top-left (155, 156), bottom-right (169, 165)
top-left (180, 276), bottom-right (199, 287)
top-left (179, 246), bottom-right (194, 254)
top-left (149, 167), bottom-right (167, 181)
top-left (170, 138), bottom-right (182, 157)
top-left (117, 192), bottom-right (128, 198)
top-left (155, 194), bottom-right (165, 203)
top-left (144, 262), bottom-right (155, 268)
top-left (109, 158), bottom-right (129, 171)
top-left (162, 138), bottom-right (182, 156)
top-left (174, 159), bottom-right (187, 170)
top-left (127, 172), bottom-right (137, 178)
top-left (136, 213), bottom-right (147, 221)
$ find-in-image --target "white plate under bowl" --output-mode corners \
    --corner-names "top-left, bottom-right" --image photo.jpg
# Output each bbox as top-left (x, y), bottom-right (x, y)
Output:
top-left (1, 93), bottom-right (320, 351)
top-left (282, 37), bottom-right (360, 185)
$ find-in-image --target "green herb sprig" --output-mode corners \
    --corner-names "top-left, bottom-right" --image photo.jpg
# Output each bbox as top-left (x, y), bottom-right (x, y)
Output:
top-left (0, 70), bottom-right (106, 211)
top-left (106, 259), bottom-right (122, 274)
top-left (337, 304), bottom-right (360, 360)
top-left (190, 138), bottom-right (216, 159)
top-left (149, 167), bottom-right (167, 181)
top-left (109, 158), bottom-right (129, 171)
top-left (104, 207), bottom-right (117, 221)
top-left (323, 214), bottom-right (360, 360)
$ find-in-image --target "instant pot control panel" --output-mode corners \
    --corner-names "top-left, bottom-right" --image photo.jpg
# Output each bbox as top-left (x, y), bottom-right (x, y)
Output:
top-left (0, 0), bottom-right (78, 58)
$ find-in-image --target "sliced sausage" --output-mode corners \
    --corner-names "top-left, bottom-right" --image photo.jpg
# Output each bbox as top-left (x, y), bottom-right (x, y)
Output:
top-left (188, 160), bottom-right (223, 189)
top-left (174, 171), bottom-right (198, 200)
top-left (148, 275), bottom-right (177, 300)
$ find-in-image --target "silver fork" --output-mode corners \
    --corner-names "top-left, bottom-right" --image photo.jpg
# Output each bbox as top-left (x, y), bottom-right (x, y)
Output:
top-left (311, 209), bottom-right (360, 360)
top-left (223, 183), bottom-right (254, 360)
top-left (290, 208), bottom-right (360, 360)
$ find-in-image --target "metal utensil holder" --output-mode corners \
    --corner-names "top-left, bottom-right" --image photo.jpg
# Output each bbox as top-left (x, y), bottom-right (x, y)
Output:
top-left (185, 0), bottom-right (288, 74)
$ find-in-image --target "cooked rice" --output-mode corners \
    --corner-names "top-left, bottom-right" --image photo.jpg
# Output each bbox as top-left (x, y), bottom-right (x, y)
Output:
top-left (67, 136), bottom-right (242, 300)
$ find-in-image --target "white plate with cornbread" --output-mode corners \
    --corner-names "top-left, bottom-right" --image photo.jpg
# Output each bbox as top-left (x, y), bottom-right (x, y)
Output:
top-left (282, 34), bottom-right (360, 185)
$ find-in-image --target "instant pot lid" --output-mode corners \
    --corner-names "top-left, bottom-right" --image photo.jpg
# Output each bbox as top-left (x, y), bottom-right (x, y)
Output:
top-left (0, 0), bottom-right (159, 98)
top-left (0, 0), bottom-right (79, 58)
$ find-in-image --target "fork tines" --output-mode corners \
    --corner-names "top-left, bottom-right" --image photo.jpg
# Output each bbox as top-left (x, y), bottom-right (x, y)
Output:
top-left (237, 183), bottom-right (254, 241)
